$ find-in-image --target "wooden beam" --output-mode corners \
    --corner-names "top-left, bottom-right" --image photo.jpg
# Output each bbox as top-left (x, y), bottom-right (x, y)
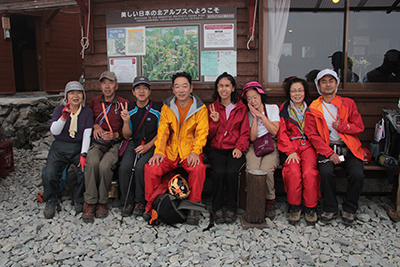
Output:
top-left (45, 9), bottom-right (59, 24)
top-left (75, 0), bottom-right (87, 14)
top-left (313, 0), bottom-right (322, 13)
top-left (387, 0), bottom-right (400, 14)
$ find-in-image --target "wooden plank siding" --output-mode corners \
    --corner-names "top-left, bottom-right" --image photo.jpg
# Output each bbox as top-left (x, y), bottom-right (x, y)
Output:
top-left (0, 15), bottom-right (15, 94)
top-left (84, 0), bottom-right (398, 149)
top-left (42, 7), bottom-right (82, 92)
top-left (84, 0), bottom-right (257, 103)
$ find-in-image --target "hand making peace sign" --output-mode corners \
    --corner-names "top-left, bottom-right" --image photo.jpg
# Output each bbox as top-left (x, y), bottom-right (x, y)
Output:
top-left (209, 103), bottom-right (219, 122)
top-left (120, 102), bottom-right (130, 123)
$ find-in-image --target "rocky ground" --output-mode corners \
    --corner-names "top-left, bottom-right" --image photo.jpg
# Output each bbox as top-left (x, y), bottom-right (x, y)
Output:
top-left (0, 146), bottom-right (400, 267)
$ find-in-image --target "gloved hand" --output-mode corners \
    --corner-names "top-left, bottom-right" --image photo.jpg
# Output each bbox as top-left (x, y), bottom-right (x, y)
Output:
top-left (78, 156), bottom-right (87, 171)
top-left (62, 103), bottom-right (71, 120)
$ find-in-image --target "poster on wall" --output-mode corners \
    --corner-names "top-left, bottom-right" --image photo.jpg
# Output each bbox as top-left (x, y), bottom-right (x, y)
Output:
top-left (142, 26), bottom-right (199, 80)
top-left (204, 24), bottom-right (234, 48)
top-left (107, 28), bottom-right (126, 56)
top-left (201, 50), bottom-right (236, 81)
top-left (127, 27), bottom-right (146, 55)
top-left (106, 6), bottom-right (237, 83)
top-left (109, 57), bottom-right (137, 83)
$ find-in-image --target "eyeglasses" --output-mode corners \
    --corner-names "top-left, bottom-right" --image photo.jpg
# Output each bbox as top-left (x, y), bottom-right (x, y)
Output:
top-left (290, 89), bottom-right (304, 93)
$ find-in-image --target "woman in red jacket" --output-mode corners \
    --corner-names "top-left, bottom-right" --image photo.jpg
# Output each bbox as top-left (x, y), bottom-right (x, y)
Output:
top-left (207, 72), bottom-right (250, 224)
top-left (277, 76), bottom-right (320, 225)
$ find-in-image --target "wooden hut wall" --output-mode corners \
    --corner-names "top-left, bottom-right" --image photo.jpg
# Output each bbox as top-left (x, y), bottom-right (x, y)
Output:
top-left (0, 15), bottom-right (15, 94)
top-left (41, 8), bottom-right (82, 92)
top-left (84, 0), bottom-right (257, 104)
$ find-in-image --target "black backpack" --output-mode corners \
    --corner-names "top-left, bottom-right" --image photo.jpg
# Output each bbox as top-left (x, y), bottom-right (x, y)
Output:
top-left (152, 193), bottom-right (214, 230)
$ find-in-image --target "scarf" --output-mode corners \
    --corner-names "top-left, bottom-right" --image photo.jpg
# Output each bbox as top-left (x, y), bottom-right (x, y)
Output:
top-left (289, 101), bottom-right (307, 132)
top-left (69, 105), bottom-right (82, 138)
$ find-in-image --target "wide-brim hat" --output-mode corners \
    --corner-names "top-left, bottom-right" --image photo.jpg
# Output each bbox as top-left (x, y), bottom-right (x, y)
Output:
top-left (314, 69), bottom-right (340, 95)
top-left (64, 81), bottom-right (86, 106)
top-left (241, 81), bottom-right (265, 98)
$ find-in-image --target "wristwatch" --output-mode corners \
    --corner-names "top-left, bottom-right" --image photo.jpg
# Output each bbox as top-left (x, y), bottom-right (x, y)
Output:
top-left (81, 153), bottom-right (87, 158)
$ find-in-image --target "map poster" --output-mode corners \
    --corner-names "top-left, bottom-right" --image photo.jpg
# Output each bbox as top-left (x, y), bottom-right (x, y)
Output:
top-left (109, 57), bottom-right (137, 83)
top-left (142, 26), bottom-right (199, 81)
top-left (126, 27), bottom-right (146, 56)
top-left (204, 24), bottom-right (234, 48)
top-left (201, 50), bottom-right (236, 80)
top-left (107, 28), bottom-right (126, 56)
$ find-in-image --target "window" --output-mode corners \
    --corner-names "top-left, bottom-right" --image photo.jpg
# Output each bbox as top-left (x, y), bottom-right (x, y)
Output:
top-left (265, 0), bottom-right (400, 88)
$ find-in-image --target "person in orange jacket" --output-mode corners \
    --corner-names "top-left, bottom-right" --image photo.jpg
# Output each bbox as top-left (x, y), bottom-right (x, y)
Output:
top-left (277, 76), bottom-right (320, 225)
top-left (305, 69), bottom-right (365, 225)
top-left (144, 72), bottom-right (209, 225)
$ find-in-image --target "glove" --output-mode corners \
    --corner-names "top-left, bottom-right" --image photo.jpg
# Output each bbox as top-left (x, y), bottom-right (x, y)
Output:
top-left (78, 156), bottom-right (87, 171)
top-left (62, 103), bottom-right (71, 120)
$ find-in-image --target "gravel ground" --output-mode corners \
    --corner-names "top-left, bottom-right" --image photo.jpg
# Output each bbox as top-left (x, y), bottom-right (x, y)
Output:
top-left (0, 148), bottom-right (400, 267)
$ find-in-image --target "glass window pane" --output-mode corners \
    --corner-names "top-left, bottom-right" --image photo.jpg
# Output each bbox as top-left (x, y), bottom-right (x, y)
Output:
top-left (269, 1), bottom-right (344, 83)
top-left (348, 11), bottom-right (400, 83)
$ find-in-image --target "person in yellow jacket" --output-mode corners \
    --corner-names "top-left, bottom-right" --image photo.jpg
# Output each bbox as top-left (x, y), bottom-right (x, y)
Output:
top-left (144, 72), bottom-right (209, 225)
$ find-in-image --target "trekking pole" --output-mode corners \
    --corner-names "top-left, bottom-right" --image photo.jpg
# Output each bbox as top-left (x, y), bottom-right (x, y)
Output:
top-left (120, 152), bottom-right (139, 225)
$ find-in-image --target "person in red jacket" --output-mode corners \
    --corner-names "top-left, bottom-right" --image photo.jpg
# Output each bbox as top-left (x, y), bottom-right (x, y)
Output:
top-left (207, 72), bottom-right (250, 224)
top-left (305, 69), bottom-right (365, 225)
top-left (277, 76), bottom-right (320, 225)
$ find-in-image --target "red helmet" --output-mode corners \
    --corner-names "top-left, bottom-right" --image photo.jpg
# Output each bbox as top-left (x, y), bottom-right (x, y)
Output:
top-left (362, 147), bottom-right (371, 164)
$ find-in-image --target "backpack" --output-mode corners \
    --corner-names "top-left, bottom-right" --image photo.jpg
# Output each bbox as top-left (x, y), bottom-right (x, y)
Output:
top-left (152, 193), bottom-right (214, 230)
top-left (373, 109), bottom-right (400, 183)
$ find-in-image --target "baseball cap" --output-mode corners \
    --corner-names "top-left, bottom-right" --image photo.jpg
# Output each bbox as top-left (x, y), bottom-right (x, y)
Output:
top-left (314, 69), bottom-right (340, 95)
top-left (99, 71), bottom-right (117, 82)
top-left (241, 81), bottom-right (265, 98)
top-left (64, 81), bottom-right (86, 105)
top-left (132, 76), bottom-right (151, 89)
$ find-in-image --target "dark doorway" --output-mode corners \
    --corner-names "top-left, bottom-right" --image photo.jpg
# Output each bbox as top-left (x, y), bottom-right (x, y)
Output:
top-left (11, 14), bottom-right (39, 92)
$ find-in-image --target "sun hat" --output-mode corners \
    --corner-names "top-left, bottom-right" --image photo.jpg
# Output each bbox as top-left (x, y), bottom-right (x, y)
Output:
top-left (64, 81), bottom-right (86, 106)
top-left (99, 71), bottom-right (117, 82)
top-left (241, 81), bottom-right (265, 98)
top-left (314, 69), bottom-right (340, 95)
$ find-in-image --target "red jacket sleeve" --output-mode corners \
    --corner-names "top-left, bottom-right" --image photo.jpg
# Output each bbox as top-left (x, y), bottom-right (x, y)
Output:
top-left (207, 104), bottom-right (219, 140)
top-left (235, 107), bottom-right (250, 152)
top-left (277, 117), bottom-right (297, 156)
top-left (337, 99), bottom-right (365, 135)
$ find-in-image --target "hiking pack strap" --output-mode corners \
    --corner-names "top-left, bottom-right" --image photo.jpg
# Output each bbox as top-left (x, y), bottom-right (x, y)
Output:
top-left (133, 101), bottom-right (152, 139)
top-left (101, 102), bottom-right (112, 131)
top-left (178, 199), bottom-right (208, 214)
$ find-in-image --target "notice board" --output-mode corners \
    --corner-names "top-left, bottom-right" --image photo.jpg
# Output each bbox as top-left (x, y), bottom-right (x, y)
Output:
top-left (106, 6), bottom-right (237, 84)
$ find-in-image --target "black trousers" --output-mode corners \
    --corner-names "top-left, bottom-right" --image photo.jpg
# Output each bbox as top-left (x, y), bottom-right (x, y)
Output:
top-left (318, 152), bottom-right (364, 214)
top-left (42, 140), bottom-right (84, 203)
top-left (208, 149), bottom-right (246, 212)
top-left (118, 140), bottom-right (154, 205)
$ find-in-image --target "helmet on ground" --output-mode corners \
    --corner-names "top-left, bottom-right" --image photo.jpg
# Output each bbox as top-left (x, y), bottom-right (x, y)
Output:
top-left (168, 174), bottom-right (190, 199)
top-left (362, 147), bottom-right (372, 164)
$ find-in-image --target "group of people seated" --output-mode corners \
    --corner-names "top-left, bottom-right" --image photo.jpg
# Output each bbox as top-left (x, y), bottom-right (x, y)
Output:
top-left (41, 68), bottom-right (365, 227)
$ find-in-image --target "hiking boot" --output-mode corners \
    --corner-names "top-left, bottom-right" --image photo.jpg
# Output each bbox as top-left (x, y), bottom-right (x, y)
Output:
top-left (186, 210), bottom-right (200, 225)
top-left (133, 203), bottom-right (145, 217)
top-left (74, 202), bottom-right (83, 214)
top-left (225, 210), bottom-right (237, 224)
top-left (82, 202), bottom-right (96, 223)
top-left (213, 209), bottom-right (224, 224)
top-left (289, 205), bottom-right (301, 225)
top-left (44, 198), bottom-right (57, 219)
top-left (387, 208), bottom-right (400, 222)
top-left (96, 203), bottom-right (109, 218)
top-left (121, 203), bottom-right (134, 217)
top-left (143, 212), bottom-right (151, 221)
top-left (342, 211), bottom-right (355, 225)
top-left (266, 200), bottom-right (276, 220)
top-left (320, 211), bottom-right (338, 224)
top-left (305, 207), bottom-right (318, 225)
